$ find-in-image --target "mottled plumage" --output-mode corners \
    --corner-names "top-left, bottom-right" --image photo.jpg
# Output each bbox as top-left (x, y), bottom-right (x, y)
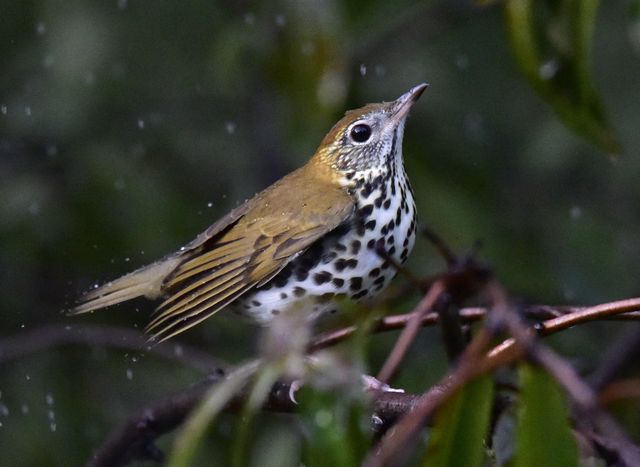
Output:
top-left (73, 84), bottom-right (427, 341)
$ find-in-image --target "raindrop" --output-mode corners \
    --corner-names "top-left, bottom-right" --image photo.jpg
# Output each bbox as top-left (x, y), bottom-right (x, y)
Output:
top-left (570, 206), bottom-right (582, 220)
top-left (225, 121), bottom-right (236, 134)
top-left (45, 144), bottom-right (58, 157)
top-left (43, 54), bottom-right (55, 68)
top-left (28, 202), bottom-right (40, 215)
top-left (207, 202), bottom-right (213, 208)
top-left (114, 177), bottom-right (126, 191)
top-left (359, 64), bottom-right (367, 76)
top-left (455, 54), bottom-right (469, 70)
top-left (0, 403), bottom-right (9, 417)
top-left (275, 14), bottom-right (286, 27)
top-left (25, 106), bottom-right (32, 117)
top-left (539, 60), bottom-right (558, 80)
top-left (21, 404), bottom-right (29, 415)
top-left (137, 118), bottom-right (145, 129)
top-left (117, 0), bottom-right (128, 9)
top-left (374, 64), bottom-right (386, 77)
top-left (244, 13), bottom-right (255, 25)
top-left (1, 105), bottom-right (6, 115)
top-left (83, 71), bottom-right (95, 86)
top-left (126, 369), bottom-right (133, 380)
top-left (124, 257), bottom-right (130, 262)
top-left (45, 393), bottom-right (55, 406)
top-left (174, 345), bottom-right (184, 357)
top-left (36, 22), bottom-right (46, 35)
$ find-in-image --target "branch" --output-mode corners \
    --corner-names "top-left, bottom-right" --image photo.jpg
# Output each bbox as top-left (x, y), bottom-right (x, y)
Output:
top-left (0, 324), bottom-right (225, 373)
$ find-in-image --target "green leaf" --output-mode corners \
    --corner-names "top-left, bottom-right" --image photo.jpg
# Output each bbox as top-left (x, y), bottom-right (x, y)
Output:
top-left (422, 375), bottom-right (494, 467)
top-left (513, 364), bottom-right (579, 467)
top-left (299, 387), bottom-right (370, 467)
top-left (167, 360), bottom-right (262, 467)
top-left (504, 0), bottom-right (622, 155)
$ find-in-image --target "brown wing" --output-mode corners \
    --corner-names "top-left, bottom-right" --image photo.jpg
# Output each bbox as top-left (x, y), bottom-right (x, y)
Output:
top-left (146, 166), bottom-right (354, 341)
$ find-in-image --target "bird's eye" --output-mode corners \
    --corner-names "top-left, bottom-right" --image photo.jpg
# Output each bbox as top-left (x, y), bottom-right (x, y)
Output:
top-left (350, 123), bottom-right (372, 143)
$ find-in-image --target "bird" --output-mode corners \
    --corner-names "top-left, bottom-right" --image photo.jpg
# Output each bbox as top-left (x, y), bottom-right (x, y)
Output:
top-left (73, 83), bottom-right (428, 342)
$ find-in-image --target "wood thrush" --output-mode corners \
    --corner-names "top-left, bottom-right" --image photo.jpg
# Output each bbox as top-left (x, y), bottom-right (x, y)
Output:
top-left (73, 83), bottom-right (428, 341)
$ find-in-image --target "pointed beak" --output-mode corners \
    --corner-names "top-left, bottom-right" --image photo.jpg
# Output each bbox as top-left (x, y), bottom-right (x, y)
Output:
top-left (390, 82), bottom-right (429, 123)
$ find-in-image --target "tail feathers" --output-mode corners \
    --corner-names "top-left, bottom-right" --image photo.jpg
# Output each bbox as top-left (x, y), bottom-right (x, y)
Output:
top-left (72, 256), bottom-right (182, 315)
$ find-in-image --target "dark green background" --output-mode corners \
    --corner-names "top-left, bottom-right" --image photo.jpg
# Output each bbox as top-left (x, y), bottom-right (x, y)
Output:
top-left (1, 1), bottom-right (639, 465)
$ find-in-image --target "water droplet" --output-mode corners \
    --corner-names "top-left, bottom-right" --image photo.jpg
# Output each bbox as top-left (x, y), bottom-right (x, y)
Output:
top-left (455, 54), bottom-right (469, 70)
top-left (244, 13), bottom-right (255, 25)
top-left (46, 144), bottom-right (58, 157)
top-left (126, 369), bottom-right (133, 380)
top-left (207, 202), bottom-right (213, 208)
top-left (25, 374), bottom-right (31, 381)
top-left (117, 0), bottom-right (128, 9)
top-left (21, 404), bottom-right (29, 415)
top-left (24, 106), bottom-right (32, 117)
top-left (539, 60), bottom-right (558, 80)
top-left (275, 14), bottom-right (286, 27)
top-left (0, 403), bottom-right (9, 417)
top-left (225, 121), bottom-right (236, 134)
top-left (1, 105), bottom-right (7, 115)
top-left (43, 54), bottom-right (55, 68)
top-left (359, 64), bottom-right (367, 76)
top-left (83, 71), bottom-right (95, 86)
top-left (174, 345), bottom-right (183, 357)
top-left (28, 202), bottom-right (40, 215)
top-left (114, 177), bottom-right (126, 191)
top-left (570, 206), bottom-right (582, 220)
top-left (137, 118), bottom-right (145, 129)
top-left (36, 22), bottom-right (46, 35)
top-left (374, 64), bottom-right (386, 77)
top-left (45, 393), bottom-right (54, 406)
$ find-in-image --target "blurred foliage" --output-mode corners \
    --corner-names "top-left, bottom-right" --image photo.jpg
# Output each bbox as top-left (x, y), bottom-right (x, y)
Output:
top-left (1, 0), bottom-right (640, 466)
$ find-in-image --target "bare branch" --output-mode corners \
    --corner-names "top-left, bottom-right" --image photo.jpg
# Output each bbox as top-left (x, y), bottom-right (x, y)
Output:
top-left (0, 324), bottom-right (225, 373)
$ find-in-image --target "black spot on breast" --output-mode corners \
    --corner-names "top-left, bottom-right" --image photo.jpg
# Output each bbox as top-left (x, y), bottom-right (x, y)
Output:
top-left (359, 204), bottom-right (374, 218)
top-left (314, 271), bottom-right (333, 285)
top-left (352, 289), bottom-right (368, 300)
top-left (361, 183), bottom-right (373, 199)
top-left (335, 243), bottom-right (347, 252)
top-left (280, 292), bottom-right (288, 299)
top-left (388, 246), bottom-right (396, 256)
top-left (350, 277), bottom-right (363, 291)
top-left (395, 209), bottom-right (402, 225)
top-left (365, 220), bottom-right (376, 231)
top-left (295, 269), bottom-right (309, 282)
top-left (272, 309), bottom-right (280, 315)
top-left (251, 300), bottom-right (261, 307)
top-left (345, 259), bottom-right (358, 269)
top-left (381, 225), bottom-right (388, 235)
top-left (351, 240), bottom-right (361, 255)
top-left (318, 292), bottom-right (335, 303)
top-left (383, 199), bottom-right (391, 210)
top-left (367, 239), bottom-right (376, 249)
top-left (387, 220), bottom-right (395, 230)
top-left (273, 265), bottom-right (293, 288)
top-left (374, 196), bottom-right (383, 208)
top-left (332, 277), bottom-right (344, 287)
top-left (401, 248), bottom-right (409, 261)
top-left (369, 268), bottom-right (380, 277)
top-left (321, 251), bottom-right (337, 264)
top-left (403, 238), bottom-right (409, 247)
top-left (293, 287), bottom-right (306, 297)
top-left (373, 276), bottom-right (385, 286)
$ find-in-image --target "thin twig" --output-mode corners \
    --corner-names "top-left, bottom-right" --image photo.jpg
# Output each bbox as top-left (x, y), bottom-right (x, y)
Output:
top-left (376, 281), bottom-right (446, 383)
top-left (0, 324), bottom-right (225, 373)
